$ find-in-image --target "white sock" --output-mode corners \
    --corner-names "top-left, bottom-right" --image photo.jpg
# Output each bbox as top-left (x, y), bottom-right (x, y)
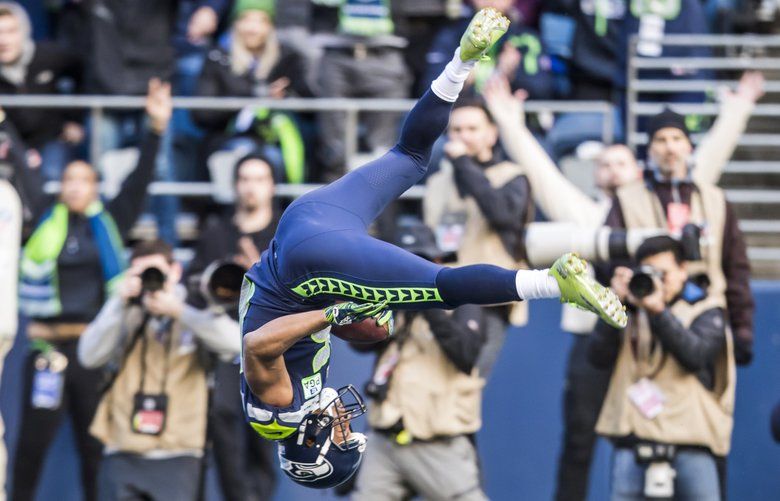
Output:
top-left (515, 269), bottom-right (561, 300)
top-left (430, 48), bottom-right (476, 102)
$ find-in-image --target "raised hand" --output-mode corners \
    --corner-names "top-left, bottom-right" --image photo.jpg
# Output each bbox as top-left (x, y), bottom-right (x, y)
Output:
top-left (146, 78), bottom-right (173, 135)
top-left (482, 74), bottom-right (528, 129)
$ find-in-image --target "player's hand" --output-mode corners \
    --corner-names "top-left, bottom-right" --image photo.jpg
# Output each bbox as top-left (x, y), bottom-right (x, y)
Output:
top-left (374, 309), bottom-right (394, 337)
top-left (482, 74), bottom-right (527, 129)
top-left (146, 78), bottom-right (173, 135)
top-left (325, 301), bottom-right (388, 326)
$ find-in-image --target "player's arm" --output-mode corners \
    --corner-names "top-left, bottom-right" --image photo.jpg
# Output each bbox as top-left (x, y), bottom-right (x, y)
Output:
top-left (243, 310), bottom-right (330, 407)
top-left (243, 302), bottom-right (388, 407)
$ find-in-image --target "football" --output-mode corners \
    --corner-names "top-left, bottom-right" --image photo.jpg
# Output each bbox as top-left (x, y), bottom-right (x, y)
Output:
top-left (331, 318), bottom-right (390, 344)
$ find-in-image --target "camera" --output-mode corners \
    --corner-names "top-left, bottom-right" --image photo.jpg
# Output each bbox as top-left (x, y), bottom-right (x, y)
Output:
top-left (139, 266), bottom-right (166, 293)
top-left (522, 222), bottom-right (703, 267)
top-left (188, 260), bottom-right (246, 311)
top-left (628, 265), bottom-right (663, 298)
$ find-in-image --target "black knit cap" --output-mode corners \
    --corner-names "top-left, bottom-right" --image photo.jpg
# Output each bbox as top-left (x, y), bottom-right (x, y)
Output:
top-left (646, 107), bottom-right (690, 142)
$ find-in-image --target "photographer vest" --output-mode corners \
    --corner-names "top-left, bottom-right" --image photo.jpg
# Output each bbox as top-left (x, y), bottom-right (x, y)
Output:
top-left (90, 306), bottom-right (209, 455)
top-left (368, 314), bottom-right (484, 439)
top-left (595, 295), bottom-right (736, 456)
top-left (616, 179), bottom-right (727, 305)
top-left (425, 160), bottom-right (530, 326)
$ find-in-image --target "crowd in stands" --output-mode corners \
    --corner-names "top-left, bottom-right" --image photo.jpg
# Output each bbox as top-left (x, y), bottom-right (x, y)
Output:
top-left (0, 0), bottom-right (778, 500)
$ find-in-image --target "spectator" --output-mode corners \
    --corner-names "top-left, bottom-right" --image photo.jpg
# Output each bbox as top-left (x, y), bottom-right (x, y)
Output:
top-left (482, 71), bottom-right (764, 501)
top-left (483, 71), bottom-right (765, 224)
top-left (422, 0), bottom-right (554, 99)
top-left (0, 2), bottom-right (83, 181)
top-left (0, 164), bottom-right (20, 501)
top-left (10, 79), bottom-right (170, 501)
top-left (169, 0), bottom-right (232, 197)
top-left (607, 107), bottom-right (755, 364)
top-left (185, 152), bottom-right (280, 501)
top-left (88, 0), bottom-right (220, 244)
top-left (193, 0), bottom-right (311, 184)
top-left (589, 236), bottom-right (735, 501)
top-left (315, 0), bottom-right (411, 181)
top-left (351, 220), bottom-right (489, 501)
top-left (78, 239), bottom-right (240, 500)
top-left (542, 0), bottom-right (713, 158)
top-left (424, 96), bottom-right (533, 377)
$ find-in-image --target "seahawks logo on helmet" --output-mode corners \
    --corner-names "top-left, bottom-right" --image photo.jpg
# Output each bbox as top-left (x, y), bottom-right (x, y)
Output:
top-left (280, 456), bottom-right (334, 482)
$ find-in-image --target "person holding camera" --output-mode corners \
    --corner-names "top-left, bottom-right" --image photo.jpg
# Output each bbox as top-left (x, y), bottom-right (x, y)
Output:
top-left (9, 78), bottom-right (171, 501)
top-left (186, 152), bottom-right (280, 501)
top-left (589, 236), bottom-right (734, 501)
top-left (351, 220), bottom-right (490, 501)
top-left (0, 172), bottom-right (21, 501)
top-left (77, 239), bottom-right (241, 500)
top-left (424, 95), bottom-right (533, 378)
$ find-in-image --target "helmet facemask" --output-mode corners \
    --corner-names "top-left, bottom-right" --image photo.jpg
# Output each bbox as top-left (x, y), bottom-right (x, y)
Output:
top-left (297, 385), bottom-right (367, 459)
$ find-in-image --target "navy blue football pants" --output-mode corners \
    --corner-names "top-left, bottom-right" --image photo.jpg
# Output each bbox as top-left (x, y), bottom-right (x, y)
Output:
top-left (275, 90), bottom-right (520, 309)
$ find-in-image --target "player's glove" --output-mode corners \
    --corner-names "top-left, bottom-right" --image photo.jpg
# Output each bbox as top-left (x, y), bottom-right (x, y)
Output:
top-left (324, 301), bottom-right (388, 326)
top-left (374, 309), bottom-right (394, 337)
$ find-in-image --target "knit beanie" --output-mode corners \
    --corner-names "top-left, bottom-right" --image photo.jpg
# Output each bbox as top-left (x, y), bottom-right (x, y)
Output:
top-left (234, 0), bottom-right (275, 19)
top-left (646, 107), bottom-right (690, 142)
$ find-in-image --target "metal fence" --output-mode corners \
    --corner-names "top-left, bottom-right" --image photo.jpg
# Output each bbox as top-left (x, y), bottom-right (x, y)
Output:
top-left (0, 95), bottom-right (614, 200)
top-left (627, 34), bottom-right (780, 265)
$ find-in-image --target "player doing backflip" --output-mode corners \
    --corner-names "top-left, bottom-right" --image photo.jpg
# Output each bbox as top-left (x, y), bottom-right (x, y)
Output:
top-left (239, 8), bottom-right (628, 489)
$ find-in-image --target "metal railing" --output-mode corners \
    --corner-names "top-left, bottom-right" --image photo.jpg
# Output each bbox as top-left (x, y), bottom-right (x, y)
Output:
top-left (627, 34), bottom-right (780, 267)
top-left (0, 94), bottom-right (615, 187)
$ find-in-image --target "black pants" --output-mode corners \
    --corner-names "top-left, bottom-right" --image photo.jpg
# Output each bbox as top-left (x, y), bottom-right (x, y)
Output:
top-left (210, 360), bottom-right (277, 501)
top-left (11, 339), bottom-right (103, 501)
top-left (98, 453), bottom-right (201, 501)
top-left (554, 334), bottom-right (613, 501)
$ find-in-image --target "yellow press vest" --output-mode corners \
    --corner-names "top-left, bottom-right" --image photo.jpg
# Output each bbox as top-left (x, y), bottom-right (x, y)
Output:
top-left (595, 295), bottom-right (736, 456)
top-left (368, 314), bottom-right (485, 440)
top-left (90, 307), bottom-right (209, 454)
top-left (425, 160), bottom-right (531, 326)
top-left (616, 179), bottom-right (727, 305)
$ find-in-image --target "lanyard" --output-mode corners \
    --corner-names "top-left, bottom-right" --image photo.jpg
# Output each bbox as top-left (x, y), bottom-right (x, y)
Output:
top-left (138, 318), bottom-right (174, 395)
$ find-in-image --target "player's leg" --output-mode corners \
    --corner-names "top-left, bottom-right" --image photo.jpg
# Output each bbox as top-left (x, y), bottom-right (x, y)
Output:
top-left (286, 231), bottom-right (627, 328)
top-left (287, 8), bottom-right (510, 227)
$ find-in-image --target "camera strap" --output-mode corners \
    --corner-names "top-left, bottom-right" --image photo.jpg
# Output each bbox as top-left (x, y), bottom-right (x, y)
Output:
top-left (138, 318), bottom-right (174, 395)
top-left (98, 311), bottom-right (150, 397)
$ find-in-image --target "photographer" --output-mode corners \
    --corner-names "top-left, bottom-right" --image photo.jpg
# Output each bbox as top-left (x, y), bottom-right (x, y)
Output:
top-left (590, 236), bottom-right (734, 501)
top-left (10, 78), bottom-right (170, 501)
top-left (424, 96), bottom-right (533, 377)
top-left (186, 152), bottom-right (280, 501)
top-left (78, 240), bottom-right (240, 500)
top-left (0, 175), bottom-right (20, 501)
top-left (352, 221), bottom-right (489, 501)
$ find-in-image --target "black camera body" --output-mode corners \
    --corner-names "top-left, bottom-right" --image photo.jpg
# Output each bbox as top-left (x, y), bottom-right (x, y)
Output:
top-left (139, 267), bottom-right (166, 293)
top-left (628, 265), bottom-right (661, 298)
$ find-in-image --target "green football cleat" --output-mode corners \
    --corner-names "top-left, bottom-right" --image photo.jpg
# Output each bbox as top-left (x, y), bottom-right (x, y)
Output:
top-left (550, 253), bottom-right (628, 329)
top-left (459, 7), bottom-right (510, 62)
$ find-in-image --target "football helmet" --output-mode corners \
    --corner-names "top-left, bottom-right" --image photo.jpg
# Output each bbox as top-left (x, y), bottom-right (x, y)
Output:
top-left (278, 385), bottom-right (367, 489)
